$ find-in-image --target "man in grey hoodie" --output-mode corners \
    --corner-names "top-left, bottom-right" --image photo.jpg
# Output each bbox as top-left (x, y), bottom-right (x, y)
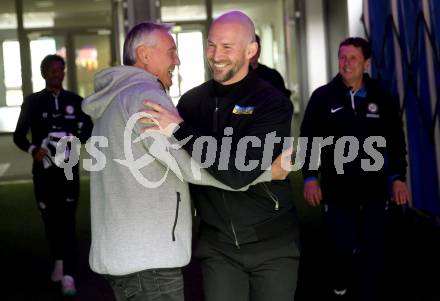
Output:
top-left (82, 22), bottom-right (289, 301)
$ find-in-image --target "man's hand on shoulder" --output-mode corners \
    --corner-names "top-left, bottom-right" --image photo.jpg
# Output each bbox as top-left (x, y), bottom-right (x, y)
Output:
top-left (139, 100), bottom-right (183, 137)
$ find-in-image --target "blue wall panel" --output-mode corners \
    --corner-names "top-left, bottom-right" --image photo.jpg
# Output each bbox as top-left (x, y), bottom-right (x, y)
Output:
top-left (367, 0), bottom-right (440, 214)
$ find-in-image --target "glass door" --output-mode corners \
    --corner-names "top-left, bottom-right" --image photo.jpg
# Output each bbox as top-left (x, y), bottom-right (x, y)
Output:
top-left (26, 30), bottom-right (112, 98)
top-left (169, 23), bottom-right (207, 105)
top-left (74, 33), bottom-right (112, 97)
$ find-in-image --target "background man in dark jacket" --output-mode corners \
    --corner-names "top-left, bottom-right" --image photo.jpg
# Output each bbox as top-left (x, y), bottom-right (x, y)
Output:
top-left (250, 34), bottom-right (291, 98)
top-left (142, 10), bottom-right (300, 301)
top-left (300, 37), bottom-right (409, 300)
top-left (13, 54), bottom-right (92, 296)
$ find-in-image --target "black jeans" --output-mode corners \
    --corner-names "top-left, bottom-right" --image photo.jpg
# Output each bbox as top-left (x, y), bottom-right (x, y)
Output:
top-left (195, 240), bottom-right (300, 301)
top-left (106, 268), bottom-right (184, 301)
top-left (33, 165), bottom-right (79, 276)
top-left (324, 201), bottom-right (386, 301)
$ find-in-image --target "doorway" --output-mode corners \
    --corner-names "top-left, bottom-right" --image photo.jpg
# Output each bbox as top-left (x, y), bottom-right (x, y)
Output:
top-left (27, 30), bottom-right (112, 97)
top-left (169, 23), bottom-right (207, 105)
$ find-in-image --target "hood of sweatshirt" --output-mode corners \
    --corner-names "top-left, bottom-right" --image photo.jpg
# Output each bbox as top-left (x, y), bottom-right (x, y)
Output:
top-left (82, 65), bottom-right (161, 119)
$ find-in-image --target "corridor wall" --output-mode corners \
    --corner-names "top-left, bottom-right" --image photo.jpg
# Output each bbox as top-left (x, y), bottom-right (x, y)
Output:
top-left (363, 0), bottom-right (440, 215)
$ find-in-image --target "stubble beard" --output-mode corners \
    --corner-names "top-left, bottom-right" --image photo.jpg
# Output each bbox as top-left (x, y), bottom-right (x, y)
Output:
top-left (209, 59), bottom-right (245, 84)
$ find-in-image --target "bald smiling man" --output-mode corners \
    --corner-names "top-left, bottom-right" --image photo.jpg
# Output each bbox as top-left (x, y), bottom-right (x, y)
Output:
top-left (142, 11), bottom-right (300, 301)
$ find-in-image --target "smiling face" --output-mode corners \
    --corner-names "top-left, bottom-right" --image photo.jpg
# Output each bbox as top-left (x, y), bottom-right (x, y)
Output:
top-left (148, 30), bottom-right (180, 89)
top-left (338, 44), bottom-right (370, 90)
top-left (136, 29), bottom-right (180, 89)
top-left (206, 20), bottom-right (257, 85)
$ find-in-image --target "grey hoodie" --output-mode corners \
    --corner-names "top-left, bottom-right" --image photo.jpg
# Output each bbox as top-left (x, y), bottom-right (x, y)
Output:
top-left (82, 66), bottom-right (271, 275)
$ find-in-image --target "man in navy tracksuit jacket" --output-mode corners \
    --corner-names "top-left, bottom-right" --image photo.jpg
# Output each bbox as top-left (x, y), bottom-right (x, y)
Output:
top-left (300, 37), bottom-right (409, 300)
top-left (13, 54), bottom-right (92, 295)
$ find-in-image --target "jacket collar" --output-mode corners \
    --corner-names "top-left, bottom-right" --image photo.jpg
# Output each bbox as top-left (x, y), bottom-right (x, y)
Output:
top-left (331, 73), bottom-right (372, 92)
top-left (210, 70), bottom-right (259, 99)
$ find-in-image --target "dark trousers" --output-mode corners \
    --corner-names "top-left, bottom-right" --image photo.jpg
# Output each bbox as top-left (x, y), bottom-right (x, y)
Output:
top-left (106, 268), bottom-right (184, 301)
top-left (195, 239), bottom-right (300, 301)
top-left (325, 201), bottom-right (386, 301)
top-left (33, 164), bottom-right (79, 276)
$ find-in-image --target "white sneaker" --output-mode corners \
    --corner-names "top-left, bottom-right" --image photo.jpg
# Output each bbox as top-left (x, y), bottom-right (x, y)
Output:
top-left (61, 275), bottom-right (77, 296)
top-left (333, 288), bottom-right (347, 296)
top-left (50, 260), bottom-right (63, 282)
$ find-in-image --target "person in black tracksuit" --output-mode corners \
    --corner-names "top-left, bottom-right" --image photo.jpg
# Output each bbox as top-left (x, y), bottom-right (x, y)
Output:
top-left (174, 70), bottom-right (300, 301)
top-left (300, 37), bottom-right (409, 300)
top-left (250, 34), bottom-right (292, 99)
top-left (141, 11), bottom-right (300, 301)
top-left (13, 54), bottom-right (92, 295)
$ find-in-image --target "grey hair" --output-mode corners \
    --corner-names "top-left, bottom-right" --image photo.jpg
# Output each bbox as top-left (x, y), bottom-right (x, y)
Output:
top-left (123, 22), bottom-right (172, 66)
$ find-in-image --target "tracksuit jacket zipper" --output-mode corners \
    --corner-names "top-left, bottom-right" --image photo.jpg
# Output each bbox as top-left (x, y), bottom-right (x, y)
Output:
top-left (262, 183), bottom-right (280, 211)
top-left (214, 97), bottom-right (240, 248)
top-left (221, 191), bottom-right (240, 249)
top-left (53, 91), bottom-right (60, 111)
top-left (171, 192), bottom-right (181, 241)
top-left (213, 97), bottom-right (219, 134)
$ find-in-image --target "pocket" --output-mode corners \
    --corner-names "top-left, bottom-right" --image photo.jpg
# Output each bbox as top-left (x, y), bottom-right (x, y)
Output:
top-left (123, 276), bottom-right (142, 299)
top-left (106, 273), bottom-right (142, 299)
top-left (194, 240), bottom-right (215, 260)
top-left (153, 268), bottom-right (184, 296)
top-left (171, 192), bottom-right (181, 241)
top-left (289, 239), bottom-right (302, 258)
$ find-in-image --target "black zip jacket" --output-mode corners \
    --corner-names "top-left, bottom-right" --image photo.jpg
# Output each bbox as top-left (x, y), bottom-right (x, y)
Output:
top-left (174, 71), bottom-right (299, 250)
top-left (300, 74), bottom-right (407, 204)
top-left (253, 63), bottom-right (291, 98)
top-left (13, 89), bottom-right (93, 171)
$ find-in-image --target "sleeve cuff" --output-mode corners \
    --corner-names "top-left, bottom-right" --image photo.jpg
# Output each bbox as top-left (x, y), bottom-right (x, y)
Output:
top-left (28, 145), bottom-right (36, 155)
top-left (304, 177), bottom-right (318, 183)
top-left (261, 169), bottom-right (272, 181)
top-left (389, 174), bottom-right (406, 182)
top-left (173, 121), bottom-right (194, 144)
